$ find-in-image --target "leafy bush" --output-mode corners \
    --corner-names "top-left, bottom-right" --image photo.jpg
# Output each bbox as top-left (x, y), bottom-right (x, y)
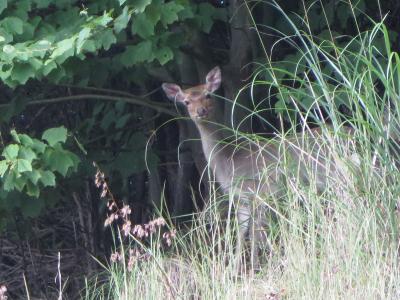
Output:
top-left (0, 0), bottom-right (226, 87)
top-left (0, 126), bottom-right (79, 221)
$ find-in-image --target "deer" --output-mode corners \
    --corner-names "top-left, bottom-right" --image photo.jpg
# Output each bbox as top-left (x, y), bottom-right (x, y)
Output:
top-left (162, 66), bottom-right (360, 270)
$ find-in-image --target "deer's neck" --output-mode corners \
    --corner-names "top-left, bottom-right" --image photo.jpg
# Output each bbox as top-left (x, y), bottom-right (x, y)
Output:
top-left (194, 119), bottom-right (247, 193)
top-left (194, 120), bottom-right (227, 164)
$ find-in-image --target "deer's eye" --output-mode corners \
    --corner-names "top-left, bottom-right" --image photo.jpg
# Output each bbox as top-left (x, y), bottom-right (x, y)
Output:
top-left (183, 100), bottom-right (190, 106)
top-left (205, 94), bottom-right (211, 99)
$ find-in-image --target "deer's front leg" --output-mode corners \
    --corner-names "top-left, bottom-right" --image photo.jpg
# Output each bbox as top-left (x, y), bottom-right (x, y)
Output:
top-left (249, 200), bottom-right (263, 271)
top-left (235, 202), bottom-right (250, 273)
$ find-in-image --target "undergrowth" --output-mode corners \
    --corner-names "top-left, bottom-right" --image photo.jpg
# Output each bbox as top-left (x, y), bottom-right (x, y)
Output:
top-left (83, 1), bottom-right (400, 299)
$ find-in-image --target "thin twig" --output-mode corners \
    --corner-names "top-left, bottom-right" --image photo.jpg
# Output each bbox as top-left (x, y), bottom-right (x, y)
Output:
top-left (22, 273), bottom-right (30, 300)
top-left (56, 84), bottom-right (164, 100)
top-left (56, 252), bottom-right (62, 300)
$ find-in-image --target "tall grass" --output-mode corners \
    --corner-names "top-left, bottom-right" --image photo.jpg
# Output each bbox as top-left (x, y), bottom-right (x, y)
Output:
top-left (84, 1), bottom-right (400, 299)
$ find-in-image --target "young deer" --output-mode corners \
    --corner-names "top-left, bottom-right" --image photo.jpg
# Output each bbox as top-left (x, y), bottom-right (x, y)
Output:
top-left (162, 66), bottom-right (358, 269)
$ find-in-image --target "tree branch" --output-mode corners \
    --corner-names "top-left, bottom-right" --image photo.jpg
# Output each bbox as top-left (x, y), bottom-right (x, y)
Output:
top-left (0, 94), bottom-right (178, 117)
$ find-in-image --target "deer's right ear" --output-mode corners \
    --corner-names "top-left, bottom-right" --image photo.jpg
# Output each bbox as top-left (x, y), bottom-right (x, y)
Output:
top-left (162, 83), bottom-right (185, 102)
top-left (205, 66), bottom-right (221, 93)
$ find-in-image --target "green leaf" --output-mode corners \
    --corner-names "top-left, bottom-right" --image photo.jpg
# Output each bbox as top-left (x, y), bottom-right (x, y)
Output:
top-left (16, 0), bottom-right (31, 14)
top-left (50, 37), bottom-right (76, 63)
top-left (274, 98), bottom-right (287, 114)
top-left (93, 12), bottom-right (113, 27)
top-left (16, 159), bottom-right (32, 173)
top-left (114, 151), bottom-right (144, 177)
top-left (2, 44), bottom-right (14, 53)
top-left (10, 63), bottom-right (35, 84)
top-left (337, 4), bottom-right (351, 29)
top-left (0, 28), bottom-right (13, 44)
top-left (154, 46), bottom-right (173, 65)
top-left (68, 152), bottom-right (80, 173)
top-left (197, 3), bottom-right (216, 33)
top-left (0, 160), bottom-right (8, 176)
top-left (19, 134), bottom-right (34, 146)
top-left (324, 1), bottom-right (335, 25)
top-left (42, 126), bottom-right (68, 146)
top-left (119, 0), bottom-right (127, 5)
top-left (178, 5), bottom-right (194, 20)
top-left (354, 0), bottom-right (366, 16)
top-left (118, 41), bottom-right (153, 67)
top-left (42, 60), bottom-right (57, 76)
top-left (126, 132), bottom-right (148, 151)
top-left (26, 169), bottom-right (41, 185)
top-left (81, 40), bottom-right (96, 53)
top-left (3, 144), bottom-right (19, 160)
top-left (115, 100), bottom-right (126, 113)
top-left (100, 109), bottom-right (116, 130)
top-left (93, 103), bottom-right (105, 116)
top-left (35, 0), bottom-right (52, 9)
top-left (47, 150), bottom-right (74, 177)
top-left (1, 17), bottom-right (24, 35)
top-left (132, 0), bottom-right (152, 13)
top-left (10, 129), bottom-right (20, 143)
top-left (13, 175), bottom-right (26, 191)
top-left (21, 20), bottom-right (36, 41)
top-left (114, 6), bottom-right (131, 34)
top-left (31, 40), bottom-right (52, 56)
top-left (77, 27), bottom-right (91, 53)
top-left (115, 113), bottom-right (131, 129)
top-left (19, 147), bottom-right (37, 163)
top-left (46, 66), bottom-right (66, 84)
top-left (299, 93), bottom-right (316, 110)
top-left (131, 13), bottom-right (155, 38)
top-left (98, 29), bottom-right (116, 51)
top-left (3, 44), bottom-right (15, 58)
top-left (3, 170), bottom-right (16, 191)
top-left (160, 2), bottom-right (184, 27)
top-left (29, 58), bottom-right (43, 70)
top-left (31, 139), bottom-right (46, 154)
top-left (0, 95), bottom-right (26, 123)
top-left (146, 3), bottom-right (161, 24)
top-left (0, 0), bottom-right (7, 15)
top-left (39, 170), bottom-right (56, 187)
top-left (12, 44), bottom-right (30, 61)
top-left (26, 184), bottom-right (40, 198)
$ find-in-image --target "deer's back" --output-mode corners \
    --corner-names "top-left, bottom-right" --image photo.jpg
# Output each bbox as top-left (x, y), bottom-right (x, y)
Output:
top-left (213, 126), bottom-right (357, 195)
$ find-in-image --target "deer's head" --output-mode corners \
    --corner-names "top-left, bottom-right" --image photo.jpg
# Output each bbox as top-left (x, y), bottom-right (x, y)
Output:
top-left (162, 66), bottom-right (221, 121)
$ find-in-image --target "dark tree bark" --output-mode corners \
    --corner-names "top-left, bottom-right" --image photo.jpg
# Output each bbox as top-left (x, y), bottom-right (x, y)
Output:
top-left (222, 0), bottom-right (254, 133)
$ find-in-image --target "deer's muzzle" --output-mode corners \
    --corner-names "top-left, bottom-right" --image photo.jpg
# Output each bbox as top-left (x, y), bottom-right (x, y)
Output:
top-left (197, 107), bottom-right (208, 118)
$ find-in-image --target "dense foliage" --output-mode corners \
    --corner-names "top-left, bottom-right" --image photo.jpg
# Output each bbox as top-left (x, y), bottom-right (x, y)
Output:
top-left (0, 0), bottom-right (226, 223)
top-left (0, 0), bottom-right (225, 86)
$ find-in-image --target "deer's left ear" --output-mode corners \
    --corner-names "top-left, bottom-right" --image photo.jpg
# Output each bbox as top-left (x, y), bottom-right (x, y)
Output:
top-left (205, 66), bottom-right (221, 93)
top-left (162, 83), bottom-right (185, 102)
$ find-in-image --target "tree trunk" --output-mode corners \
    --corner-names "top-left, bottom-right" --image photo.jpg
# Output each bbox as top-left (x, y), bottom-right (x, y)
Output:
top-left (223, 0), bottom-right (253, 133)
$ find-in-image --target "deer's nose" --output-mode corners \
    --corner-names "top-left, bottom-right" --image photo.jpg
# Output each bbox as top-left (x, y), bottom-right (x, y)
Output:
top-left (197, 107), bottom-right (208, 117)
